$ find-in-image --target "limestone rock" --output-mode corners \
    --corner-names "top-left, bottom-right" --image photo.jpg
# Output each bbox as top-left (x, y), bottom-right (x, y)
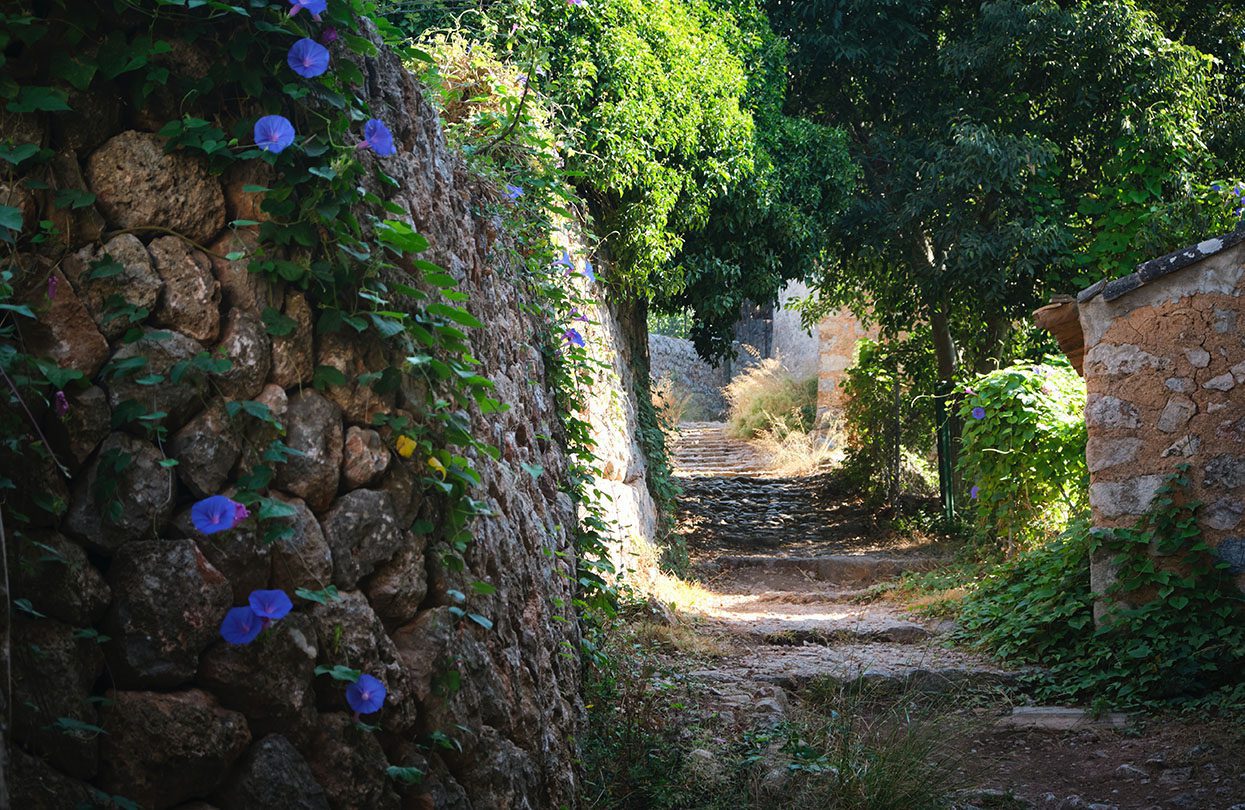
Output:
top-left (46, 384), bottom-right (111, 468)
top-left (305, 713), bottom-right (400, 810)
top-left (380, 456), bottom-right (423, 527)
top-left (271, 291), bottom-right (314, 387)
top-left (1157, 395), bottom-right (1197, 434)
top-left (1205, 500), bottom-right (1244, 531)
top-left (269, 494), bottom-right (335, 594)
top-left (169, 400), bottom-right (242, 498)
top-left (363, 538), bottom-right (428, 627)
top-left (10, 746), bottom-right (97, 810)
top-left (274, 391), bottom-right (343, 513)
top-left (13, 616), bottom-right (105, 779)
top-left (171, 506), bottom-right (271, 603)
top-left (64, 432), bottom-right (175, 552)
top-left (216, 734), bottom-right (330, 810)
top-left (199, 615), bottom-right (318, 742)
top-left (18, 264), bottom-right (109, 378)
top-left (148, 235), bottom-right (222, 342)
top-left (1205, 455), bottom-right (1245, 489)
top-left (62, 233), bottom-right (162, 340)
top-left (1085, 395), bottom-right (1141, 430)
top-left (342, 426), bottom-right (390, 490)
top-left (105, 539), bottom-right (232, 687)
top-left (11, 529), bottom-right (110, 625)
top-left (321, 489), bottom-right (404, 588)
top-left (316, 331), bottom-right (395, 424)
top-left (1085, 436), bottom-right (1142, 473)
top-left (105, 328), bottom-right (209, 431)
top-left (85, 130), bottom-right (226, 244)
top-left (98, 689), bottom-right (250, 809)
top-left (57, 82), bottom-right (123, 155)
top-left (222, 160), bottom-right (274, 223)
top-left (214, 308), bottom-right (270, 399)
top-left (1185, 347), bottom-right (1210, 369)
top-left (1203, 372), bottom-right (1236, 392)
top-left (209, 229), bottom-right (279, 313)
top-left (1089, 475), bottom-right (1166, 520)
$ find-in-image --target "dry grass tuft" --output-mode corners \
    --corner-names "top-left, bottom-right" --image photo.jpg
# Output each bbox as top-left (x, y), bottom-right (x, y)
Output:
top-left (724, 359), bottom-right (817, 439)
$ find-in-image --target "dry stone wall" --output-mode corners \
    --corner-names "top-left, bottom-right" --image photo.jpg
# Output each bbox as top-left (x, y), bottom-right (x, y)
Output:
top-left (5, 26), bottom-right (587, 810)
top-left (648, 333), bottom-right (730, 419)
top-left (1078, 239), bottom-right (1245, 597)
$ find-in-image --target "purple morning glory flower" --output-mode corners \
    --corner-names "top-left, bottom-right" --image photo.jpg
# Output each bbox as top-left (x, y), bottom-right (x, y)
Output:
top-left (254, 115), bottom-right (295, 154)
top-left (191, 495), bottom-right (244, 534)
top-left (287, 38), bottom-right (330, 78)
top-left (356, 119), bottom-right (396, 156)
top-left (220, 606), bottom-right (263, 645)
top-left (321, 26), bottom-right (339, 45)
top-left (582, 260), bottom-right (596, 282)
top-left (47, 274), bottom-right (58, 299)
top-left (506, 184), bottom-right (523, 200)
top-left (288, 0), bottom-right (326, 19)
top-left (567, 0), bottom-right (587, 6)
top-left (249, 589), bottom-right (293, 621)
top-left (971, 406), bottom-right (986, 420)
top-left (346, 674), bottom-right (387, 714)
top-left (53, 390), bottom-right (69, 417)
top-left (235, 501), bottom-right (250, 522)
top-left (570, 308), bottom-right (588, 322)
top-left (556, 250), bottom-right (573, 271)
top-left (970, 485), bottom-right (980, 500)
top-left (564, 327), bottom-right (585, 348)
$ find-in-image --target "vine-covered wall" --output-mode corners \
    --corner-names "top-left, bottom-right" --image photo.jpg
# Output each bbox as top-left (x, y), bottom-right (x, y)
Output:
top-left (2, 5), bottom-right (593, 808)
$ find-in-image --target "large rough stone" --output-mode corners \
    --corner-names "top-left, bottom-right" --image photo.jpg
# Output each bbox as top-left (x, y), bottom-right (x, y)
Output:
top-left (169, 400), bottom-right (242, 498)
top-left (148, 235), bottom-right (222, 342)
top-left (363, 538), bottom-right (428, 627)
top-left (1157, 395), bottom-right (1197, 433)
top-left (85, 130), bottom-right (226, 244)
top-left (321, 489), bottom-right (404, 588)
top-left (209, 229), bottom-right (280, 313)
top-left (46, 153), bottom-right (106, 247)
top-left (306, 591), bottom-right (415, 729)
top-left (216, 734), bottom-right (330, 810)
top-left (10, 746), bottom-right (97, 810)
top-left (64, 432), bottom-right (176, 552)
top-left (1089, 475), bottom-right (1166, 519)
top-left (105, 539), bottom-right (232, 687)
top-left (271, 290), bottom-right (314, 387)
top-left (1085, 436), bottom-right (1142, 473)
top-left (380, 456), bottom-right (423, 528)
top-left (317, 332), bottom-right (396, 424)
top-left (1085, 395), bottom-right (1141, 430)
top-left (11, 529), bottom-right (110, 625)
top-left (1203, 372), bottom-right (1237, 392)
top-left (199, 615), bottom-right (318, 743)
top-left (222, 160), bottom-right (275, 223)
top-left (171, 505), bottom-right (271, 603)
top-left (1205, 455), bottom-right (1245, 489)
top-left (1205, 500), bottom-right (1244, 531)
top-left (342, 426), bottom-right (391, 490)
top-left (214, 308), bottom-right (270, 399)
top-left (105, 328), bottom-right (209, 431)
top-left (13, 617), bottom-right (105, 779)
top-left (1213, 537), bottom-right (1245, 574)
top-left (274, 391), bottom-right (343, 513)
top-left (1185, 347), bottom-right (1211, 368)
top-left (1084, 343), bottom-right (1168, 376)
top-left (98, 689), bottom-right (250, 809)
top-left (18, 266), bottom-right (109, 378)
top-left (62, 233), bottom-right (163, 340)
top-left (46, 384), bottom-right (111, 468)
top-left (269, 494), bottom-right (335, 593)
top-left (304, 713), bottom-right (400, 810)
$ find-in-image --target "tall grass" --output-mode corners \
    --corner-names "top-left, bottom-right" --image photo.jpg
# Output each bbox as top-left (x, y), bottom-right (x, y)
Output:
top-left (725, 359), bottom-right (818, 439)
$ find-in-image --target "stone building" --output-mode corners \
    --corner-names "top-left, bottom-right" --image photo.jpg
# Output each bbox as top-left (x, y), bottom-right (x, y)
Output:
top-left (814, 306), bottom-right (877, 422)
top-left (1038, 224), bottom-right (1245, 598)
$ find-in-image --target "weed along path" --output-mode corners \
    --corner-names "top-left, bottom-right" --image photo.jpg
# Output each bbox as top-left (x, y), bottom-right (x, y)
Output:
top-left (615, 422), bottom-right (1245, 810)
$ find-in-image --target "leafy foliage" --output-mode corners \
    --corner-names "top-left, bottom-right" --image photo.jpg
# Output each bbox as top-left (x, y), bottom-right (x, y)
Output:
top-left (957, 359), bottom-right (1087, 543)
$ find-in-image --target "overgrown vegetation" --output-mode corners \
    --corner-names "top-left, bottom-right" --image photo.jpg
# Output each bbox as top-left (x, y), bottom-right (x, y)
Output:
top-left (724, 358), bottom-right (816, 439)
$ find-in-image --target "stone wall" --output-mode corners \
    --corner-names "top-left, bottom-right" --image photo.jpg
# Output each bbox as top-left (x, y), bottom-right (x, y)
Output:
top-left (815, 307), bottom-right (877, 420)
top-left (772, 281), bottom-right (819, 378)
top-left (648, 333), bottom-right (730, 419)
top-left (5, 24), bottom-right (585, 810)
top-left (1078, 239), bottom-right (1245, 598)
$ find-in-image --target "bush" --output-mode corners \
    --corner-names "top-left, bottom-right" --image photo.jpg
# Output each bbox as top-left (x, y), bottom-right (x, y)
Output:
top-left (839, 337), bottom-right (937, 503)
top-left (724, 359), bottom-right (816, 439)
top-left (957, 359), bottom-right (1087, 544)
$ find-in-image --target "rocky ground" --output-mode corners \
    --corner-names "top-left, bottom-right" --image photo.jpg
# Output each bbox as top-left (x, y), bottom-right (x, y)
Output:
top-left (659, 423), bottom-right (1245, 810)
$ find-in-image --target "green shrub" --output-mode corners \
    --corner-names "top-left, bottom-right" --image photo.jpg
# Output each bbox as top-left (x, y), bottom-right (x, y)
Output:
top-left (839, 337), bottom-right (936, 503)
top-left (957, 359), bottom-right (1086, 544)
top-left (725, 359), bottom-right (816, 439)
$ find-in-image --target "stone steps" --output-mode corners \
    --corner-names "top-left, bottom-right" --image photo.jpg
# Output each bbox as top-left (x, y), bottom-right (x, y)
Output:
top-left (705, 554), bottom-right (941, 586)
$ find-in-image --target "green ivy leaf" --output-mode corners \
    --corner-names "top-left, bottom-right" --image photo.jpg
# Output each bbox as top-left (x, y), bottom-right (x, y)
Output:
top-left (314, 664), bottom-right (361, 682)
top-left (7, 85), bottom-right (70, 113)
top-left (296, 585), bottom-right (342, 605)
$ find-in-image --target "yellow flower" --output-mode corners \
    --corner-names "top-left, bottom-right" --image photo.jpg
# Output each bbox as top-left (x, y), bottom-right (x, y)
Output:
top-left (395, 435), bottom-right (416, 458)
top-left (426, 455), bottom-right (447, 479)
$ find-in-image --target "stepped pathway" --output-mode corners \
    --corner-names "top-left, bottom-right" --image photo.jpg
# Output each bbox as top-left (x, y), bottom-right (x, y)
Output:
top-left (669, 422), bottom-right (1010, 693)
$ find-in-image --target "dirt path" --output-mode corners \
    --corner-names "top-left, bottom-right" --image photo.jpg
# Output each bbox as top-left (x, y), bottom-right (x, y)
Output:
top-left (662, 423), bottom-right (1245, 810)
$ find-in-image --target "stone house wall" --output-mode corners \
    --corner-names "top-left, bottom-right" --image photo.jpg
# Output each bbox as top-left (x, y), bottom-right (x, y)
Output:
top-left (648, 333), bottom-right (730, 419)
top-left (3, 23), bottom-right (600, 810)
top-left (815, 307), bottom-right (877, 421)
top-left (1078, 234), bottom-right (1245, 598)
top-left (772, 281), bottom-right (820, 378)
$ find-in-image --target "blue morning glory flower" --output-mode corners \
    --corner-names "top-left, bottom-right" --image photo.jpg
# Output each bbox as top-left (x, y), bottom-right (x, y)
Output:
top-left (288, 0), bottom-right (327, 19)
top-left (356, 119), bottom-right (396, 156)
top-left (556, 250), bottom-right (573, 271)
top-left (1212, 183), bottom-right (1222, 192)
top-left (254, 115), bottom-right (295, 154)
top-left (192, 495), bottom-right (243, 534)
top-left (970, 485), bottom-right (980, 500)
top-left (971, 406), bottom-right (986, 420)
top-left (346, 674), bottom-right (387, 714)
top-left (220, 606), bottom-right (263, 645)
top-left (564, 327), bottom-right (585, 348)
top-left (506, 184), bottom-right (523, 200)
top-left (248, 589), bottom-right (293, 621)
top-left (288, 38), bottom-right (330, 79)
top-left (582, 259), bottom-right (596, 282)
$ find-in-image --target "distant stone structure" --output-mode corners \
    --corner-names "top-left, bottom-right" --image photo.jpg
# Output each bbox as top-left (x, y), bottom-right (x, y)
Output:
top-left (1038, 224), bottom-right (1245, 600)
top-left (814, 307), bottom-right (877, 423)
